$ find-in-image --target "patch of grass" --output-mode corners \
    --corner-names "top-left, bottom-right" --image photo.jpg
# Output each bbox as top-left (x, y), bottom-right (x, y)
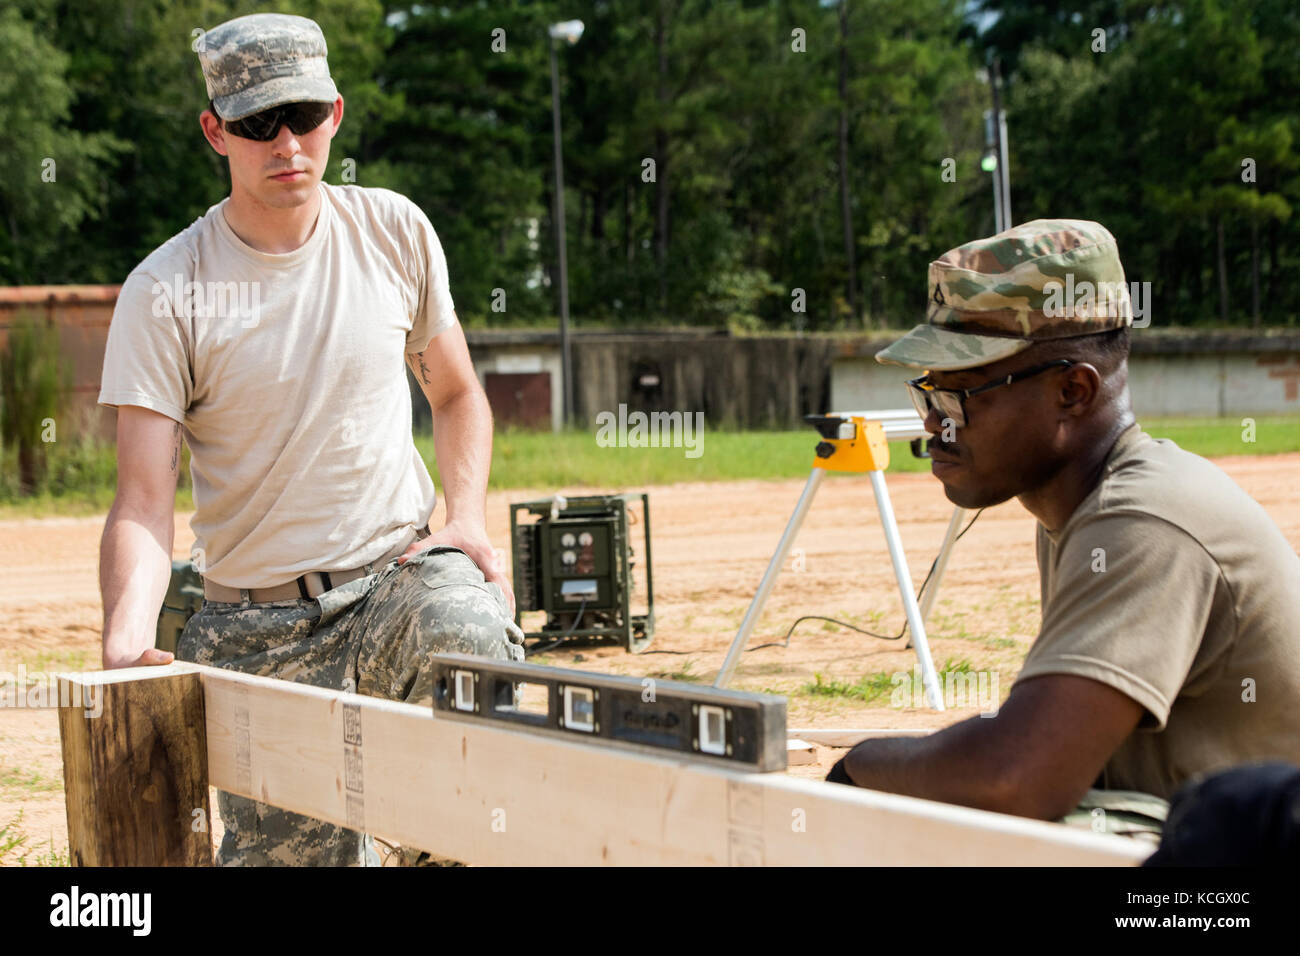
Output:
top-left (650, 658), bottom-right (703, 683)
top-left (0, 767), bottom-right (62, 794)
top-left (422, 418), bottom-right (1300, 489)
top-left (0, 811), bottom-right (67, 867)
top-left (24, 840), bottom-right (70, 867)
top-left (2, 417), bottom-right (1296, 518)
top-left (979, 636), bottom-right (1021, 650)
top-left (1142, 416), bottom-right (1300, 457)
top-left (799, 657), bottom-right (976, 704)
top-left (15, 649), bottom-right (90, 673)
top-left (737, 661), bottom-right (791, 677)
top-left (803, 670), bottom-right (898, 705)
top-left (927, 612), bottom-right (974, 641)
top-left (0, 813), bottom-right (25, 858)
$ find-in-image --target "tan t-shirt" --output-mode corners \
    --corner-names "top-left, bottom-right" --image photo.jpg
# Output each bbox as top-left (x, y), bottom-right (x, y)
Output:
top-left (98, 183), bottom-right (456, 587)
top-left (1015, 423), bottom-right (1300, 799)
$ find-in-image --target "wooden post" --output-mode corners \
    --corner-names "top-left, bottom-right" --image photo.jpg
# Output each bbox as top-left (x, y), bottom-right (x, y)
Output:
top-left (58, 665), bottom-right (212, 866)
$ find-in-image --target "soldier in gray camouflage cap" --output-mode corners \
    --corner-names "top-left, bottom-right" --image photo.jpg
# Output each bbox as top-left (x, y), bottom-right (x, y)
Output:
top-left (197, 13), bottom-right (339, 121)
top-left (97, 10), bottom-right (524, 871)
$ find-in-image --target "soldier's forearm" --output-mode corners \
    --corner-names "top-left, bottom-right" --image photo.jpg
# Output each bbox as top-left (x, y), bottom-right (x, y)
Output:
top-left (99, 499), bottom-right (174, 668)
top-left (429, 385), bottom-right (493, 530)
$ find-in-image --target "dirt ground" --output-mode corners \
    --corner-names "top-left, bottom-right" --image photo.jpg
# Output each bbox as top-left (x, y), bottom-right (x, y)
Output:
top-left (2, 453), bottom-right (1298, 864)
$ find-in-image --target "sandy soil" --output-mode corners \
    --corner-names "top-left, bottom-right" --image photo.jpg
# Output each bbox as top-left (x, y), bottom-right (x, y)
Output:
top-left (2, 453), bottom-right (1297, 863)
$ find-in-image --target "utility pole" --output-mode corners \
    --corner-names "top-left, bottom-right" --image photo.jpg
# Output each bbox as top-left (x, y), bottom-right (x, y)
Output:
top-left (989, 57), bottom-right (1011, 230)
top-left (548, 19), bottom-right (584, 424)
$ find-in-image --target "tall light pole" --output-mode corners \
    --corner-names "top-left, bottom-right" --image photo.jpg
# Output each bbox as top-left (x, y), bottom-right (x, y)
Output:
top-left (549, 19), bottom-right (583, 425)
top-left (990, 58), bottom-right (1011, 230)
top-left (982, 110), bottom-right (1005, 233)
top-left (979, 59), bottom-right (1012, 233)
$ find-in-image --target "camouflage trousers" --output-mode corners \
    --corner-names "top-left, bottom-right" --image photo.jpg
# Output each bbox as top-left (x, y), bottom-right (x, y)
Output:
top-left (1059, 788), bottom-right (1169, 845)
top-left (176, 545), bottom-right (525, 866)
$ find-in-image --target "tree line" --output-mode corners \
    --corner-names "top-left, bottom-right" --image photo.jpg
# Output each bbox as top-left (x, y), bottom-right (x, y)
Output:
top-left (1, 0), bottom-right (1295, 329)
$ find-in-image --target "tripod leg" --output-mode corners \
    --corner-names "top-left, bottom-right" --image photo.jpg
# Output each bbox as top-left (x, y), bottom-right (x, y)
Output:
top-left (868, 470), bottom-right (945, 712)
top-left (916, 506), bottom-right (966, 632)
top-left (714, 469), bottom-right (825, 688)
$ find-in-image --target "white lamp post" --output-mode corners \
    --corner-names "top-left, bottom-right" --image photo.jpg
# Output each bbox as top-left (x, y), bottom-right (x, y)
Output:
top-left (549, 19), bottom-right (584, 425)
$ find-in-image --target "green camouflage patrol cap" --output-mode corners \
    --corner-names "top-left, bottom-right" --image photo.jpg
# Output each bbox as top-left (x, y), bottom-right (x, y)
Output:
top-left (197, 13), bottom-right (339, 122)
top-left (876, 219), bottom-right (1133, 371)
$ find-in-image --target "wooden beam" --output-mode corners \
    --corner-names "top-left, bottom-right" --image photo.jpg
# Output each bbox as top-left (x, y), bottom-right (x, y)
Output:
top-left (187, 665), bottom-right (1148, 866)
top-left (786, 739), bottom-right (817, 765)
top-left (58, 665), bottom-right (212, 866)
top-left (789, 728), bottom-right (932, 748)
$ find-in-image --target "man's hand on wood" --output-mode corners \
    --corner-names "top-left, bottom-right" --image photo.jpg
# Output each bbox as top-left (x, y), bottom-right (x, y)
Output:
top-left (398, 520), bottom-right (516, 618)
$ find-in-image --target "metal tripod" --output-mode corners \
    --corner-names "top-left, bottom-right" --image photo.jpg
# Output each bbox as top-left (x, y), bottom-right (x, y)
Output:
top-left (713, 411), bottom-right (966, 712)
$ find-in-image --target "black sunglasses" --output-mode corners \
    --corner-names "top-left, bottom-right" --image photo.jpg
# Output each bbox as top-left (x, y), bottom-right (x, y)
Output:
top-left (221, 101), bottom-right (334, 141)
top-left (906, 359), bottom-right (1075, 428)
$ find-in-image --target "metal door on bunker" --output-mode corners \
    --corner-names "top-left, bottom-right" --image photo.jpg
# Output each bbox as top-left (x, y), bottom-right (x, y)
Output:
top-left (485, 371), bottom-right (552, 429)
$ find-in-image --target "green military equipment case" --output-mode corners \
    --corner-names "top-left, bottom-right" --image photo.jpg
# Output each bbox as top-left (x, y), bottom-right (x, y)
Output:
top-left (156, 559), bottom-right (205, 655)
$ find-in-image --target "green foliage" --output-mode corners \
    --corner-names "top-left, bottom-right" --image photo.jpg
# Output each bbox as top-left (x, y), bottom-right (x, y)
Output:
top-left (3, 0), bottom-right (1300, 325)
top-left (996, 0), bottom-right (1300, 326)
top-left (0, 2), bottom-right (126, 281)
top-left (0, 313), bottom-right (68, 493)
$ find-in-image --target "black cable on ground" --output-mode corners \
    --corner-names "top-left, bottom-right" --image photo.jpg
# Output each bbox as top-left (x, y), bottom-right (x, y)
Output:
top-left (526, 510), bottom-right (984, 660)
top-left (525, 597), bottom-right (588, 657)
top-left (747, 507), bottom-right (985, 651)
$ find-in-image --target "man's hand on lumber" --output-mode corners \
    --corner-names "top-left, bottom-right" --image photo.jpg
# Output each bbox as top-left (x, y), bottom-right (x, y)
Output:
top-left (832, 674), bottom-right (1143, 820)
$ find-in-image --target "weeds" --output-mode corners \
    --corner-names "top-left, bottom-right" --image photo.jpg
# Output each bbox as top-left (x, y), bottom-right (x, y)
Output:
top-left (0, 811), bottom-right (69, 867)
top-left (800, 657), bottom-right (977, 704)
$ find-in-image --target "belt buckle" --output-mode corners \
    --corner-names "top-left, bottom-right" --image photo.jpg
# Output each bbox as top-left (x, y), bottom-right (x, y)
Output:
top-left (293, 571), bottom-right (334, 601)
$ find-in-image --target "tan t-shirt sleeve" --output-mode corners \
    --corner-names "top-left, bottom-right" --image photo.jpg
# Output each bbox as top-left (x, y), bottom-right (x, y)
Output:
top-left (97, 270), bottom-right (192, 423)
top-left (1016, 514), bottom-right (1226, 731)
top-left (403, 203), bottom-right (457, 353)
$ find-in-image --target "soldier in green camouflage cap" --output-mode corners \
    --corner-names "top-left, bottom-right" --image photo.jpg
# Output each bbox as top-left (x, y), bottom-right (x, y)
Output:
top-left (876, 218), bottom-right (1133, 372)
top-left (872, 218), bottom-right (1137, 512)
top-left (827, 220), bottom-right (1300, 850)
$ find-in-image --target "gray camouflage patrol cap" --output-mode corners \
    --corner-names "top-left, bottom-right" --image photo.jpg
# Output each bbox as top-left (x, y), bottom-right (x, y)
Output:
top-left (876, 219), bottom-right (1134, 371)
top-left (197, 13), bottom-right (339, 122)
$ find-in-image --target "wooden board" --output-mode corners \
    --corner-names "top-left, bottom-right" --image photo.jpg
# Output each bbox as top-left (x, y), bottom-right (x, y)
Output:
top-left (786, 738), bottom-right (817, 765)
top-left (57, 666), bottom-right (212, 866)
top-left (184, 664), bottom-right (1147, 866)
top-left (788, 728), bottom-right (932, 748)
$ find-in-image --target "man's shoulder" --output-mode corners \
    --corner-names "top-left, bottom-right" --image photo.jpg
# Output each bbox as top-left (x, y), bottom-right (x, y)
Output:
top-left (322, 183), bottom-right (430, 229)
top-left (126, 201), bottom-right (226, 287)
top-left (1069, 424), bottom-right (1293, 564)
top-left (1084, 427), bottom-right (1233, 520)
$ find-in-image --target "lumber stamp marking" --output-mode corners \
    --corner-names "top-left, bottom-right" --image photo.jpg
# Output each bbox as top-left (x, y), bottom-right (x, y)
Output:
top-left (343, 702), bottom-right (365, 830)
top-left (57, 664), bottom-right (213, 866)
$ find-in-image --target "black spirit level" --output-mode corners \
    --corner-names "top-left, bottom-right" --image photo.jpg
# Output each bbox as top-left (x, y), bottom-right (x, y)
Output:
top-left (430, 654), bottom-right (787, 771)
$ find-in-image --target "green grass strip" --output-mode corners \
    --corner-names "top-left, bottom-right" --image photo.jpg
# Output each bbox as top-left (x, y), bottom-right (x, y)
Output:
top-left (1, 416), bottom-right (1296, 518)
